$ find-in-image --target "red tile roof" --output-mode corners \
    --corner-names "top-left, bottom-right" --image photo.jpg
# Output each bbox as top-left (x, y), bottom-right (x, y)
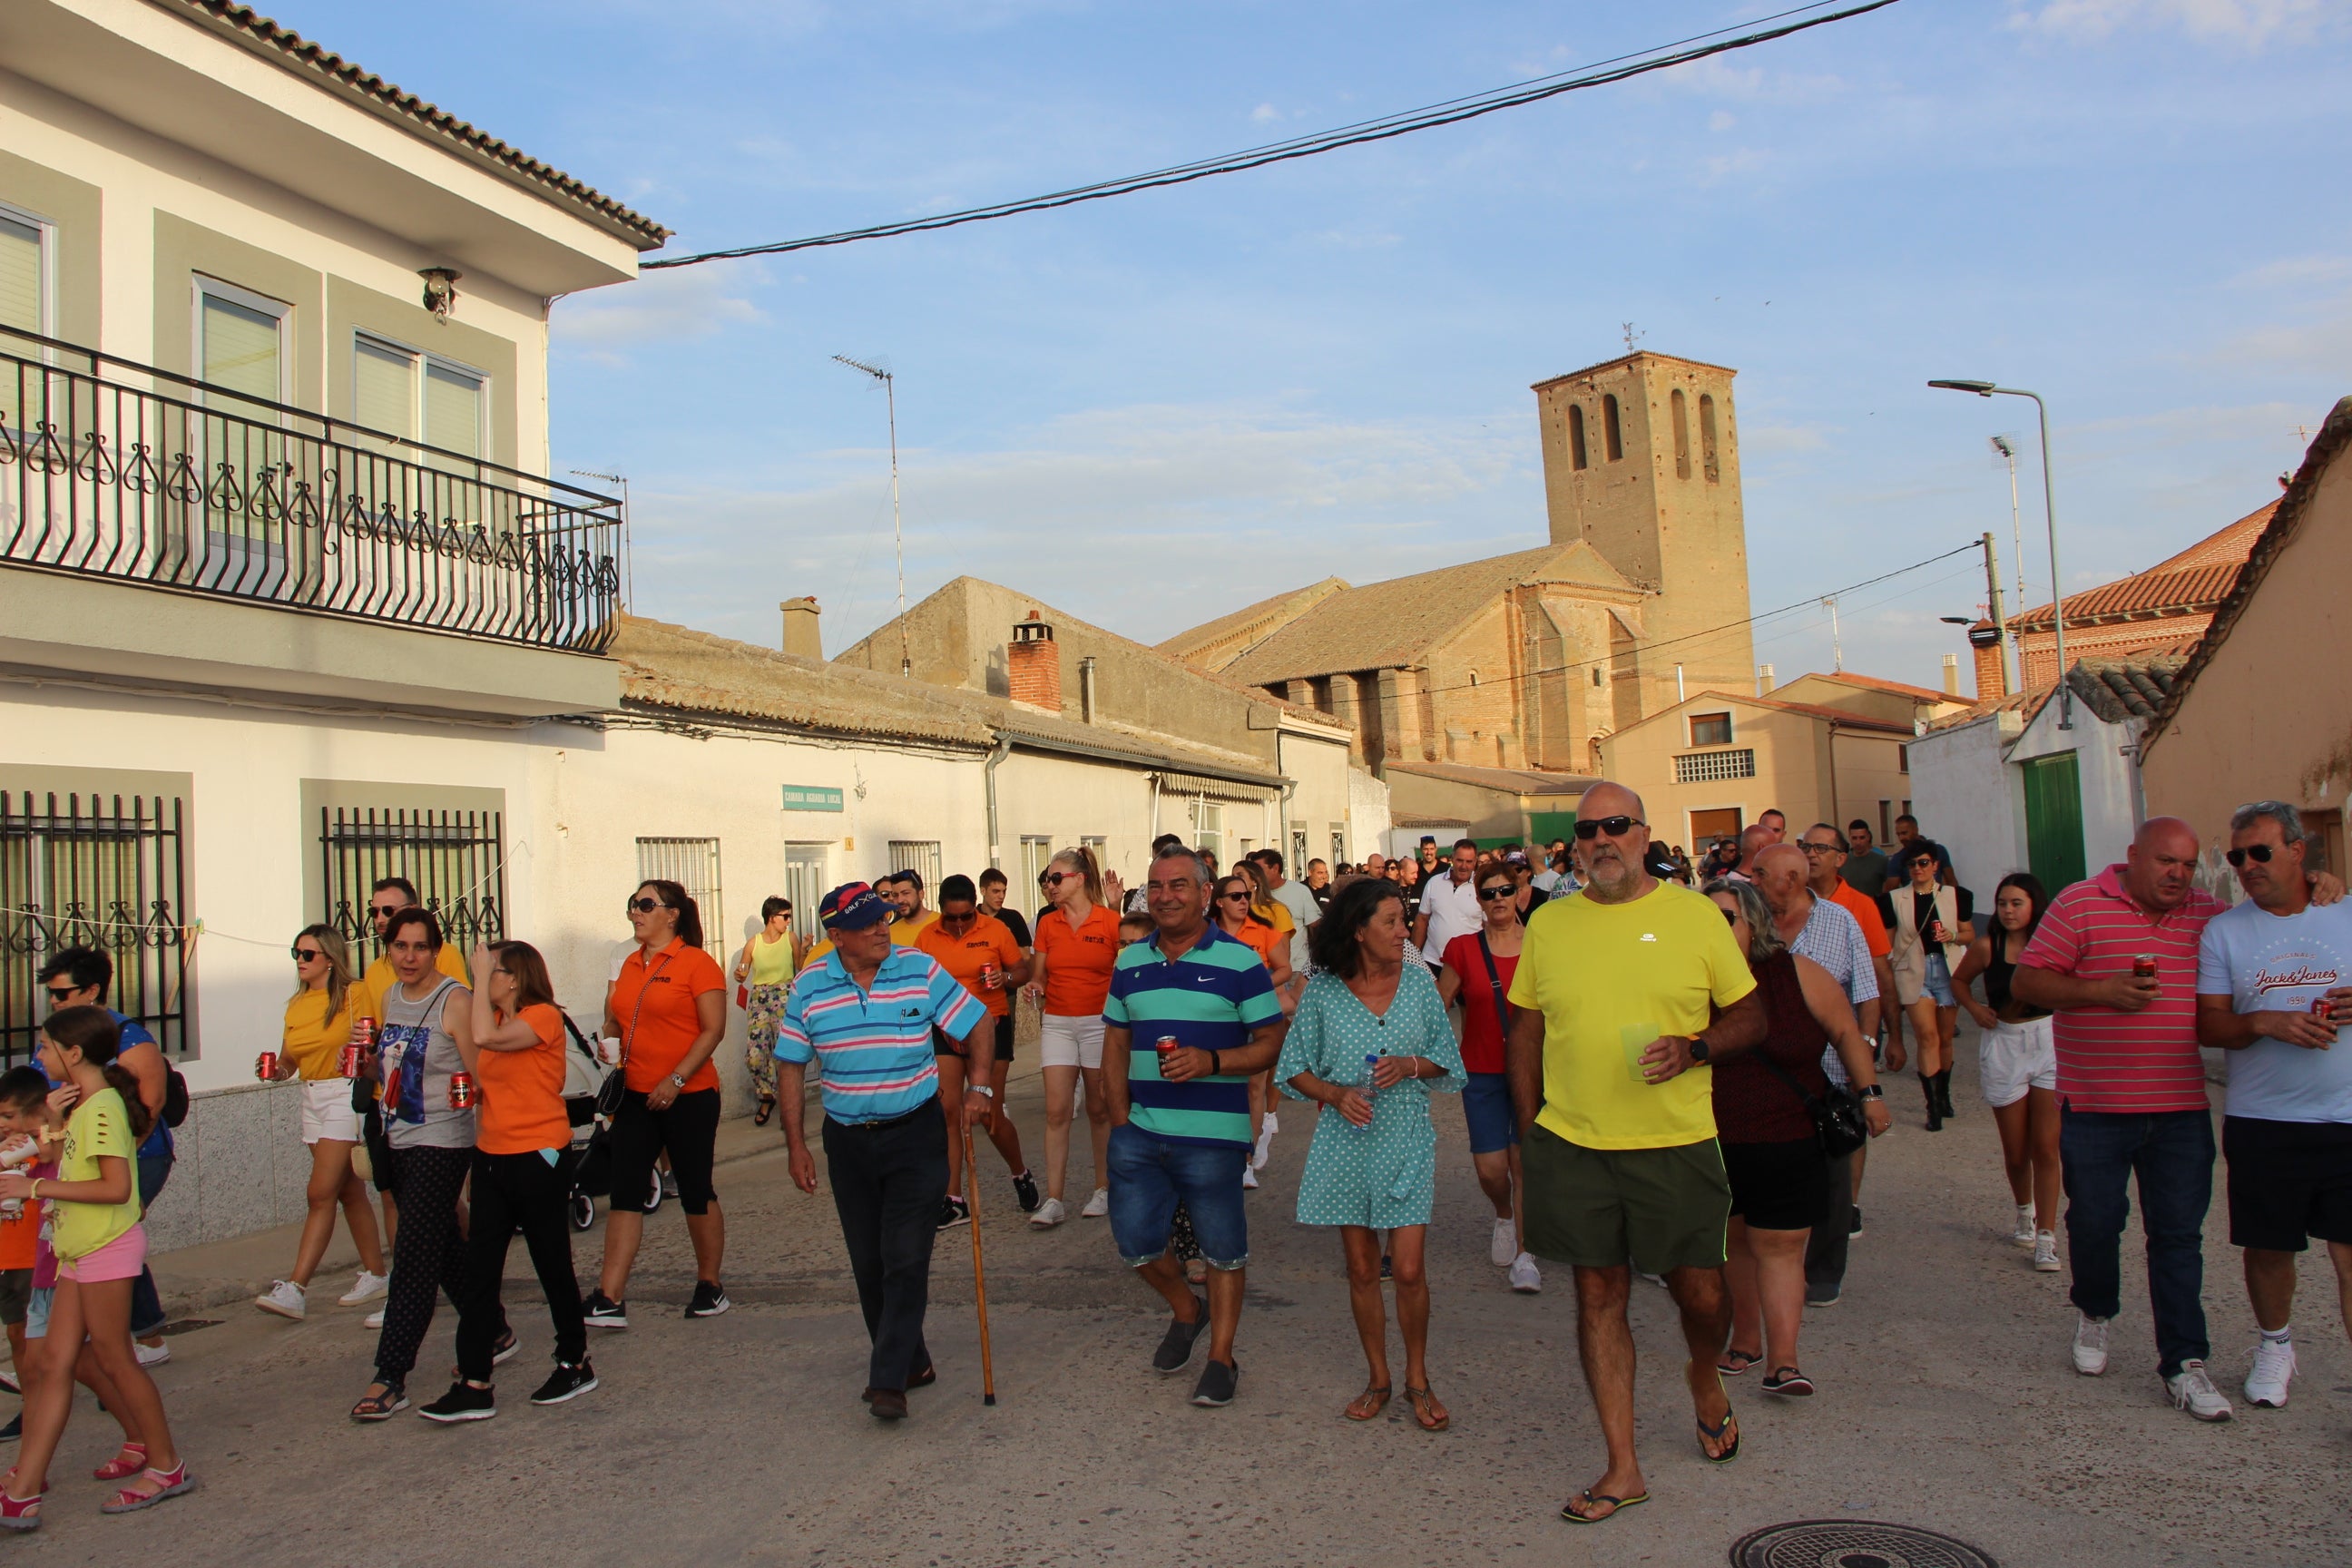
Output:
top-left (1791, 671), bottom-right (1966, 706)
top-left (1984, 504), bottom-right (2269, 635)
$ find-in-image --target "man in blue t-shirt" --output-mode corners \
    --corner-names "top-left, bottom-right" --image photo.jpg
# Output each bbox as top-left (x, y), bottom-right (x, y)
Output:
top-left (2196, 801), bottom-right (2352, 1416)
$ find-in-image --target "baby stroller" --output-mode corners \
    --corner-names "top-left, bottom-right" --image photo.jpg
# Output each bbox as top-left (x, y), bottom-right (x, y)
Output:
top-left (562, 1014), bottom-right (664, 1230)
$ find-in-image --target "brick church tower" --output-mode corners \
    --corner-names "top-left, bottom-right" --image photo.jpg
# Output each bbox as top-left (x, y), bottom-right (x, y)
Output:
top-left (1532, 353), bottom-right (1753, 731)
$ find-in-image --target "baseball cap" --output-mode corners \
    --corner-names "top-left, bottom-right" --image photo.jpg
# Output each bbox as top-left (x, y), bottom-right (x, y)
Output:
top-left (818, 882), bottom-right (894, 930)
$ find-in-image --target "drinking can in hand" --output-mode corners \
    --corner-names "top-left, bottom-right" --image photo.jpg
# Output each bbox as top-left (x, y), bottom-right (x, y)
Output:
top-left (448, 1071), bottom-right (475, 1110)
top-left (982, 962), bottom-right (1002, 991)
top-left (2132, 955), bottom-right (2158, 980)
top-left (2315, 996), bottom-right (2336, 1025)
top-left (1155, 1034), bottom-right (1180, 1073)
top-left (339, 1043), bottom-right (365, 1078)
top-left (254, 1050), bottom-right (279, 1082)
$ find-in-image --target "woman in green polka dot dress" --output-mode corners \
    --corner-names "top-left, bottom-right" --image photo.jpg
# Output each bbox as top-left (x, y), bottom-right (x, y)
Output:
top-left (1278, 877), bottom-right (1464, 1432)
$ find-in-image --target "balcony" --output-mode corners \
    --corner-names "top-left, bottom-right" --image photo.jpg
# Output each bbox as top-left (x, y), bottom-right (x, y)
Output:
top-left (0, 327), bottom-right (620, 654)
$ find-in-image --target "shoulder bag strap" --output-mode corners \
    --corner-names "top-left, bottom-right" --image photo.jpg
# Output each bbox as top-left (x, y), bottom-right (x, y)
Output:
top-left (1475, 932), bottom-right (1512, 1035)
top-left (622, 948), bottom-right (677, 1060)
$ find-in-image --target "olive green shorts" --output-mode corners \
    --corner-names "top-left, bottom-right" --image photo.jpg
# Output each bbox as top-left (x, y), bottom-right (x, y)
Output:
top-left (1521, 1123), bottom-right (1730, 1274)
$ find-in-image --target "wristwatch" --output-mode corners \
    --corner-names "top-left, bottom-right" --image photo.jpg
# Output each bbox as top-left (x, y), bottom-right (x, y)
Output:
top-left (667, 1073), bottom-right (686, 1090)
top-left (1858, 1083), bottom-right (1885, 1100)
top-left (1686, 1035), bottom-right (1711, 1064)
top-left (968, 1084), bottom-right (995, 1099)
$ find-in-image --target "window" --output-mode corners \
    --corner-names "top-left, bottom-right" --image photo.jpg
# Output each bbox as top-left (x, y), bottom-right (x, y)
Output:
top-left (1674, 749), bottom-right (1756, 784)
top-left (782, 844), bottom-right (828, 938)
top-left (1602, 394), bottom-right (1623, 462)
top-left (636, 837), bottom-right (723, 956)
top-left (1689, 711), bottom-right (1733, 748)
top-left (0, 208), bottom-right (47, 340)
top-left (1189, 801), bottom-right (1225, 867)
top-left (887, 840), bottom-right (943, 899)
top-left (1467, 671), bottom-right (1478, 687)
top-left (1290, 828), bottom-right (1308, 873)
top-left (322, 804), bottom-right (506, 966)
top-left (1020, 837), bottom-right (1054, 908)
top-left (1898, 744), bottom-right (1910, 774)
top-left (1671, 388), bottom-right (1691, 479)
top-left (1591, 668), bottom-right (1602, 687)
top-left (195, 276), bottom-right (288, 409)
top-left (1877, 799), bottom-right (1893, 843)
top-left (1330, 825), bottom-right (1346, 868)
top-left (354, 332), bottom-right (485, 458)
top-left (1700, 393), bottom-right (1720, 483)
top-left (1568, 405), bottom-right (1588, 470)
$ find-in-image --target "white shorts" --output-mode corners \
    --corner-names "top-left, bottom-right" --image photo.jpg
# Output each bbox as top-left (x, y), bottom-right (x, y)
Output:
top-left (1039, 1014), bottom-right (1105, 1071)
top-left (300, 1077), bottom-right (363, 1144)
top-left (1978, 1015), bottom-right (2057, 1109)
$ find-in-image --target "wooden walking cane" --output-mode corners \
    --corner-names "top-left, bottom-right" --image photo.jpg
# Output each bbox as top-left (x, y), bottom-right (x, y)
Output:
top-left (959, 1112), bottom-right (998, 1406)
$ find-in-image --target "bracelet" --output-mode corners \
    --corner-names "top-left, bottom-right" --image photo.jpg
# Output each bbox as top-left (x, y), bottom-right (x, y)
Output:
top-left (1209, 1050), bottom-right (1221, 1076)
top-left (26, 1178), bottom-right (39, 1200)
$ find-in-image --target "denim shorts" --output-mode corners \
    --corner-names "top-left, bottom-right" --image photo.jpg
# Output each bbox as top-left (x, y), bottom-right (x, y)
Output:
top-left (1107, 1122), bottom-right (1250, 1270)
top-left (1921, 950), bottom-right (1957, 1007)
top-left (24, 1284), bottom-right (52, 1340)
top-left (1461, 1072), bottom-right (1519, 1155)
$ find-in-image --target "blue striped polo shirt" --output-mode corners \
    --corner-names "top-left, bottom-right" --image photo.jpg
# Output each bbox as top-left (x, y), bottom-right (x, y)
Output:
top-left (774, 945), bottom-right (987, 1124)
top-left (1103, 923), bottom-right (1282, 1149)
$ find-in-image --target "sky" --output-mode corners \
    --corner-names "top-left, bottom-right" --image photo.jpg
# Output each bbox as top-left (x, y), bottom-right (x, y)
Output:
top-left (281, 0), bottom-right (2349, 693)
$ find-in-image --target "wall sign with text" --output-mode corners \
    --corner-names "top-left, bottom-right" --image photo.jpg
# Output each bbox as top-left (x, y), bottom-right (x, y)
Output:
top-left (780, 785), bottom-right (845, 813)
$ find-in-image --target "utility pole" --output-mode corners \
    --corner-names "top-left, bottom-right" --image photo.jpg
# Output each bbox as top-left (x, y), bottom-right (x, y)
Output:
top-left (1821, 595), bottom-right (1844, 672)
top-left (1980, 530), bottom-right (2012, 691)
top-left (833, 355), bottom-right (909, 678)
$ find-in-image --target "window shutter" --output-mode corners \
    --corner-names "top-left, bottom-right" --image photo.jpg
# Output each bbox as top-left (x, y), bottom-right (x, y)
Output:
top-left (354, 337), bottom-right (416, 438)
top-left (200, 291), bottom-right (282, 403)
top-left (424, 360), bottom-right (483, 457)
top-left (0, 215), bottom-right (40, 338)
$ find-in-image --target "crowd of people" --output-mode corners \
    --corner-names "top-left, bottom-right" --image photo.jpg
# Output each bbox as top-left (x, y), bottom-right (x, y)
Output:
top-left (0, 782), bottom-right (2344, 1531)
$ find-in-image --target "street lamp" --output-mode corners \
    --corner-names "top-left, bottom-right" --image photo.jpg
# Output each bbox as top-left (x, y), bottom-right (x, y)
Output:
top-left (1928, 379), bottom-right (2070, 729)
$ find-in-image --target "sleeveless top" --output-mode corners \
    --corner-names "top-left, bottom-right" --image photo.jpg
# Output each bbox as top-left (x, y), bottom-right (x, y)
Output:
top-left (748, 933), bottom-right (796, 987)
top-left (1984, 935), bottom-right (2051, 1020)
top-left (1710, 951), bottom-right (1829, 1146)
top-left (379, 975), bottom-right (475, 1150)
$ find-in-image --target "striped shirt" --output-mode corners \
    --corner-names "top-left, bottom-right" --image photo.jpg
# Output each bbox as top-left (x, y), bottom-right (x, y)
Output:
top-left (1103, 923), bottom-right (1282, 1148)
top-left (2018, 863), bottom-right (2220, 1115)
top-left (773, 945), bottom-right (988, 1124)
top-left (1789, 893), bottom-right (1877, 1088)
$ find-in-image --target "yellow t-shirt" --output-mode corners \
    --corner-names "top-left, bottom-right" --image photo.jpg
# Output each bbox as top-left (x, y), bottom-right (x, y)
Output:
top-left (53, 1086), bottom-right (142, 1260)
top-left (282, 986), bottom-right (358, 1080)
top-left (356, 946), bottom-right (471, 1023)
top-left (747, 933), bottom-right (797, 986)
top-left (889, 912), bottom-right (938, 946)
top-left (799, 936), bottom-right (835, 972)
top-left (1505, 882), bottom-right (1757, 1151)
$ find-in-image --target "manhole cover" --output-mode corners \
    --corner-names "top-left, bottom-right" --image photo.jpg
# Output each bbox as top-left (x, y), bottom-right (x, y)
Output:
top-left (154, 1318), bottom-right (223, 1337)
top-left (1730, 1520), bottom-right (1999, 1568)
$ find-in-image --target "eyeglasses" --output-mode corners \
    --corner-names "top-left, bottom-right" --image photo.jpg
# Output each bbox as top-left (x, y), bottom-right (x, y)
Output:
top-left (43, 986), bottom-right (80, 1003)
top-left (1910, 858), bottom-right (1938, 870)
top-left (1720, 906), bottom-right (1740, 925)
top-left (1573, 815), bottom-right (1644, 839)
top-left (2226, 844), bottom-right (2277, 867)
top-left (625, 897), bottom-right (667, 915)
top-left (940, 910), bottom-right (976, 926)
top-left (292, 946), bottom-right (324, 963)
top-left (1478, 886), bottom-right (1515, 901)
top-left (1219, 891), bottom-right (1250, 903)
top-left (1043, 871), bottom-right (1073, 887)
top-left (1799, 842), bottom-right (1839, 856)
top-left (368, 904), bottom-right (402, 920)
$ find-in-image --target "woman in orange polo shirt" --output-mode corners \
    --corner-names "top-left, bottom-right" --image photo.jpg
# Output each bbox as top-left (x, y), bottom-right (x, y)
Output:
top-left (1029, 847), bottom-right (1121, 1228)
top-left (583, 880), bottom-right (730, 1328)
top-left (916, 876), bottom-right (1037, 1229)
top-left (419, 941), bottom-right (596, 1421)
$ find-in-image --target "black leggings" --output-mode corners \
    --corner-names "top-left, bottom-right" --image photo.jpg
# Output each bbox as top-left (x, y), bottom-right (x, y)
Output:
top-left (372, 1143), bottom-right (475, 1385)
top-left (456, 1149), bottom-right (586, 1381)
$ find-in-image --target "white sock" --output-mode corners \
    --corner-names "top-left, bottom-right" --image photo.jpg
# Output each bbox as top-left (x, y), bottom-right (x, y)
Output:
top-left (2261, 1324), bottom-right (2291, 1345)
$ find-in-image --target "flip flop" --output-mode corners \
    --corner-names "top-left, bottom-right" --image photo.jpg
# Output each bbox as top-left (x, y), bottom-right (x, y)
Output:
top-left (1716, 1347), bottom-right (1761, 1376)
top-left (1344, 1384), bottom-right (1391, 1422)
top-left (1404, 1384), bottom-right (1449, 1433)
top-left (1698, 1405), bottom-right (1740, 1464)
top-left (1561, 1490), bottom-right (1649, 1524)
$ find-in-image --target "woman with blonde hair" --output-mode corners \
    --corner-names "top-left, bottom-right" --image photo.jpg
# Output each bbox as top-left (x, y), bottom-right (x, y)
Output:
top-left (1028, 846), bottom-right (1122, 1227)
top-left (255, 925), bottom-right (389, 1322)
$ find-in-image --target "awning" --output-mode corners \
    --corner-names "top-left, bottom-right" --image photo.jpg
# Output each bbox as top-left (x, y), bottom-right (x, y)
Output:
top-left (1154, 770), bottom-right (1282, 806)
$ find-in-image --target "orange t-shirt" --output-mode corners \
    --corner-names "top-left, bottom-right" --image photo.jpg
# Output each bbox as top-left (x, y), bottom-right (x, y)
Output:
top-left (916, 914), bottom-right (1025, 1019)
top-left (475, 1003), bottom-right (572, 1155)
top-left (0, 1152), bottom-right (37, 1270)
top-left (1034, 903), bottom-right (1122, 1017)
top-left (1230, 917), bottom-right (1282, 972)
top-left (613, 938), bottom-right (727, 1093)
top-left (1828, 881), bottom-right (1893, 960)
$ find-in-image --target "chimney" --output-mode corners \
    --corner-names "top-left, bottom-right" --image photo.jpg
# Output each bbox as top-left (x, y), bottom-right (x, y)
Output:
top-left (1008, 612), bottom-right (1062, 712)
top-left (1756, 663), bottom-right (1775, 696)
top-left (1941, 653), bottom-right (1961, 696)
top-left (779, 596), bottom-right (822, 661)
top-left (1078, 655), bottom-right (1098, 724)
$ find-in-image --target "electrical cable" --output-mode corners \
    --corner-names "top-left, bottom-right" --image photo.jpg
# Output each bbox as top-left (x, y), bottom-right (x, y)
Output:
top-left (642, 0), bottom-right (1903, 269)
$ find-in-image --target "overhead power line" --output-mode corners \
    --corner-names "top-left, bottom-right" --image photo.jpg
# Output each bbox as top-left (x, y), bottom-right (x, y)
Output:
top-left (643, 0), bottom-right (1904, 270)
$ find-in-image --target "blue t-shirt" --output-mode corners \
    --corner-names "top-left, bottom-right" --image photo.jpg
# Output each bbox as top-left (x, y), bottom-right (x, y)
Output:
top-left (774, 946), bottom-right (986, 1125)
top-left (1102, 924), bottom-right (1281, 1149)
top-left (2197, 899), bottom-right (2352, 1124)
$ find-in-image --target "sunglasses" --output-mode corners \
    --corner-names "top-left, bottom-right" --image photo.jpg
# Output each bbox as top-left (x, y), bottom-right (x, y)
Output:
top-left (626, 897), bottom-right (668, 915)
top-left (292, 946), bottom-right (324, 963)
top-left (1720, 906), bottom-right (1740, 925)
top-left (368, 904), bottom-right (403, 920)
top-left (1219, 891), bottom-right (1250, 903)
top-left (940, 910), bottom-right (977, 925)
top-left (1573, 815), bottom-right (1643, 840)
top-left (1800, 842), bottom-right (1839, 856)
top-left (1478, 886), bottom-right (1515, 901)
top-left (44, 986), bottom-right (80, 1003)
top-left (2226, 844), bottom-right (2278, 867)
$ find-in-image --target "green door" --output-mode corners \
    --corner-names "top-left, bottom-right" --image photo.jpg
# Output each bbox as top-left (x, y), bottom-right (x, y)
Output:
top-left (2020, 751), bottom-right (2087, 892)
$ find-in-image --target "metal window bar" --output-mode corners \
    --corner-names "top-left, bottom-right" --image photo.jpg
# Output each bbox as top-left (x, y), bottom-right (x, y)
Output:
top-left (322, 806), bottom-right (505, 970)
top-left (1673, 748), bottom-right (1758, 785)
top-left (0, 323), bottom-right (621, 653)
top-left (2, 791), bottom-right (189, 1065)
top-left (635, 837), bottom-right (723, 956)
top-left (781, 845), bottom-right (829, 945)
top-left (886, 840), bottom-right (942, 899)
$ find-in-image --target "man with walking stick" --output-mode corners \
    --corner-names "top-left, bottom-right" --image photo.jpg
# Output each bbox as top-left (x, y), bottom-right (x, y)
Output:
top-left (774, 883), bottom-right (993, 1421)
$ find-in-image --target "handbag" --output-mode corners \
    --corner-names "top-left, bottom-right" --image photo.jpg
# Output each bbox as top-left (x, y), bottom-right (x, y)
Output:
top-left (1752, 1049), bottom-right (1870, 1160)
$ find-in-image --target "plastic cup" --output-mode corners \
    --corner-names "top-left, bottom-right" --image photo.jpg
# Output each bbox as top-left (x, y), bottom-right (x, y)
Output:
top-left (1620, 1024), bottom-right (1659, 1083)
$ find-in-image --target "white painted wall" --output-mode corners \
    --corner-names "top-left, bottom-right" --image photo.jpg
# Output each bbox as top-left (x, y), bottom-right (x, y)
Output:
top-left (2010, 701), bottom-right (2145, 876)
top-left (1907, 710), bottom-right (2030, 893)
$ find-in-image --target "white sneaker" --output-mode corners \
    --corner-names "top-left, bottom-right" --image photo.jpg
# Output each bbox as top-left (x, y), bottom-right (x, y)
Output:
top-left (2033, 1231), bottom-right (2061, 1272)
top-left (255, 1279), bottom-right (308, 1320)
top-left (1080, 1187), bottom-right (1109, 1218)
top-left (2072, 1313), bottom-right (2110, 1376)
top-left (134, 1340), bottom-right (171, 1368)
top-left (1508, 1253), bottom-right (1543, 1293)
top-left (1262, 1112), bottom-right (1278, 1137)
top-left (338, 1269), bottom-right (389, 1306)
top-left (1251, 1123), bottom-right (1275, 1171)
top-left (1241, 1166), bottom-right (1259, 1190)
top-left (2165, 1358), bottom-right (2234, 1422)
top-left (1490, 1217), bottom-right (1517, 1268)
top-left (364, 1308), bottom-right (386, 1329)
top-left (2012, 1205), bottom-right (2037, 1247)
top-left (2245, 1336), bottom-right (2296, 1408)
top-left (1029, 1197), bottom-right (1068, 1229)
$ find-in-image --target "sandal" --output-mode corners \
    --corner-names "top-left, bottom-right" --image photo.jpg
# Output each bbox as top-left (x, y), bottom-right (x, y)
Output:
top-left (1404, 1384), bottom-right (1449, 1433)
top-left (0, 1487), bottom-right (41, 1533)
top-left (1344, 1384), bottom-right (1391, 1422)
top-left (1561, 1489), bottom-right (1648, 1524)
top-left (349, 1383), bottom-right (408, 1423)
top-left (1716, 1347), bottom-right (1761, 1376)
top-left (100, 1461), bottom-right (192, 1515)
top-left (753, 1094), bottom-right (777, 1128)
top-left (1697, 1404), bottom-right (1740, 1464)
top-left (93, 1443), bottom-right (147, 1482)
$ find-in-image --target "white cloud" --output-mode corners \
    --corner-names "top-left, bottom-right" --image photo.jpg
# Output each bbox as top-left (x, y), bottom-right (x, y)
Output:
top-left (2228, 255), bottom-right (2352, 290)
top-left (2215, 299), bottom-right (2352, 374)
top-left (552, 267), bottom-right (767, 351)
top-left (1250, 103), bottom-right (1281, 124)
top-left (1709, 110), bottom-right (1737, 132)
top-left (2006, 0), bottom-right (2328, 44)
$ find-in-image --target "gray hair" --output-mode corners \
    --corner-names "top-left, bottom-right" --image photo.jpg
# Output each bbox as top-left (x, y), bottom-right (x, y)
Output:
top-left (2230, 800), bottom-right (2306, 845)
top-left (1150, 846), bottom-right (1212, 886)
top-left (1702, 877), bottom-right (1785, 963)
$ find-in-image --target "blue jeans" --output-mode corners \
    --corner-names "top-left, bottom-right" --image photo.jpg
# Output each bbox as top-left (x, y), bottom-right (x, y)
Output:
top-left (1107, 1124), bottom-right (1249, 1269)
top-left (130, 1146), bottom-right (172, 1338)
top-left (2060, 1106), bottom-right (2213, 1377)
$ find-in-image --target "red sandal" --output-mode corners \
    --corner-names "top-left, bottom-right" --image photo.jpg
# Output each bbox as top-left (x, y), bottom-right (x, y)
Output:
top-left (101, 1461), bottom-right (192, 1515)
top-left (93, 1442), bottom-right (146, 1482)
top-left (0, 1487), bottom-right (43, 1533)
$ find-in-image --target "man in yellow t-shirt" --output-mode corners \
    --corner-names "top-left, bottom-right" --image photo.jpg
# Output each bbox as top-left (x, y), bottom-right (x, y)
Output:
top-left (1504, 781), bottom-right (1766, 1524)
top-left (350, 877), bottom-right (470, 1020)
top-left (883, 870), bottom-right (940, 947)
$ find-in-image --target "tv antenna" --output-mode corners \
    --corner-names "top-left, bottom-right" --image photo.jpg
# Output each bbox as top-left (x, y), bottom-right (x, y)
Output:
top-left (569, 468), bottom-right (632, 609)
top-left (1821, 594), bottom-right (1844, 671)
top-left (1622, 321), bottom-right (1645, 354)
top-left (832, 355), bottom-right (909, 678)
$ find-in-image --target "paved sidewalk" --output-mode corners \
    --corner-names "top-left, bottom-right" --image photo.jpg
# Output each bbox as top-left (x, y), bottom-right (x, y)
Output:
top-left (15, 1033), bottom-right (2352, 1564)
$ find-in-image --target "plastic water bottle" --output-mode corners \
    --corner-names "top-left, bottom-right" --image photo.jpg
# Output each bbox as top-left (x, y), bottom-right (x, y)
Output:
top-left (1359, 1053), bottom-right (1381, 1123)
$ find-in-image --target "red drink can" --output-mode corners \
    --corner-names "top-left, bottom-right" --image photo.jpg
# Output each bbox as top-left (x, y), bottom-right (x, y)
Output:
top-left (981, 962), bottom-right (1001, 991)
top-left (2314, 997), bottom-right (2335, 1024)
top-left (254, 1050), bottom-right (279, 1082)
top-left (354, 1015), bottom-right (377, 1049)
top-left (1155, 1034), bottom-right (1180, 1072)
top-left (339, 1043), bottom-right (365, 1078)
top-left (448, 1071), bottom-right (475, 1110)
top-left (2132, 955), bottom-right (2158, 980)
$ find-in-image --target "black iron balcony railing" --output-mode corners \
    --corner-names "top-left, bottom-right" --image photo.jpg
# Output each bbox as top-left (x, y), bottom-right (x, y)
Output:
top-left (0, 325), bottom-right (621, 653)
